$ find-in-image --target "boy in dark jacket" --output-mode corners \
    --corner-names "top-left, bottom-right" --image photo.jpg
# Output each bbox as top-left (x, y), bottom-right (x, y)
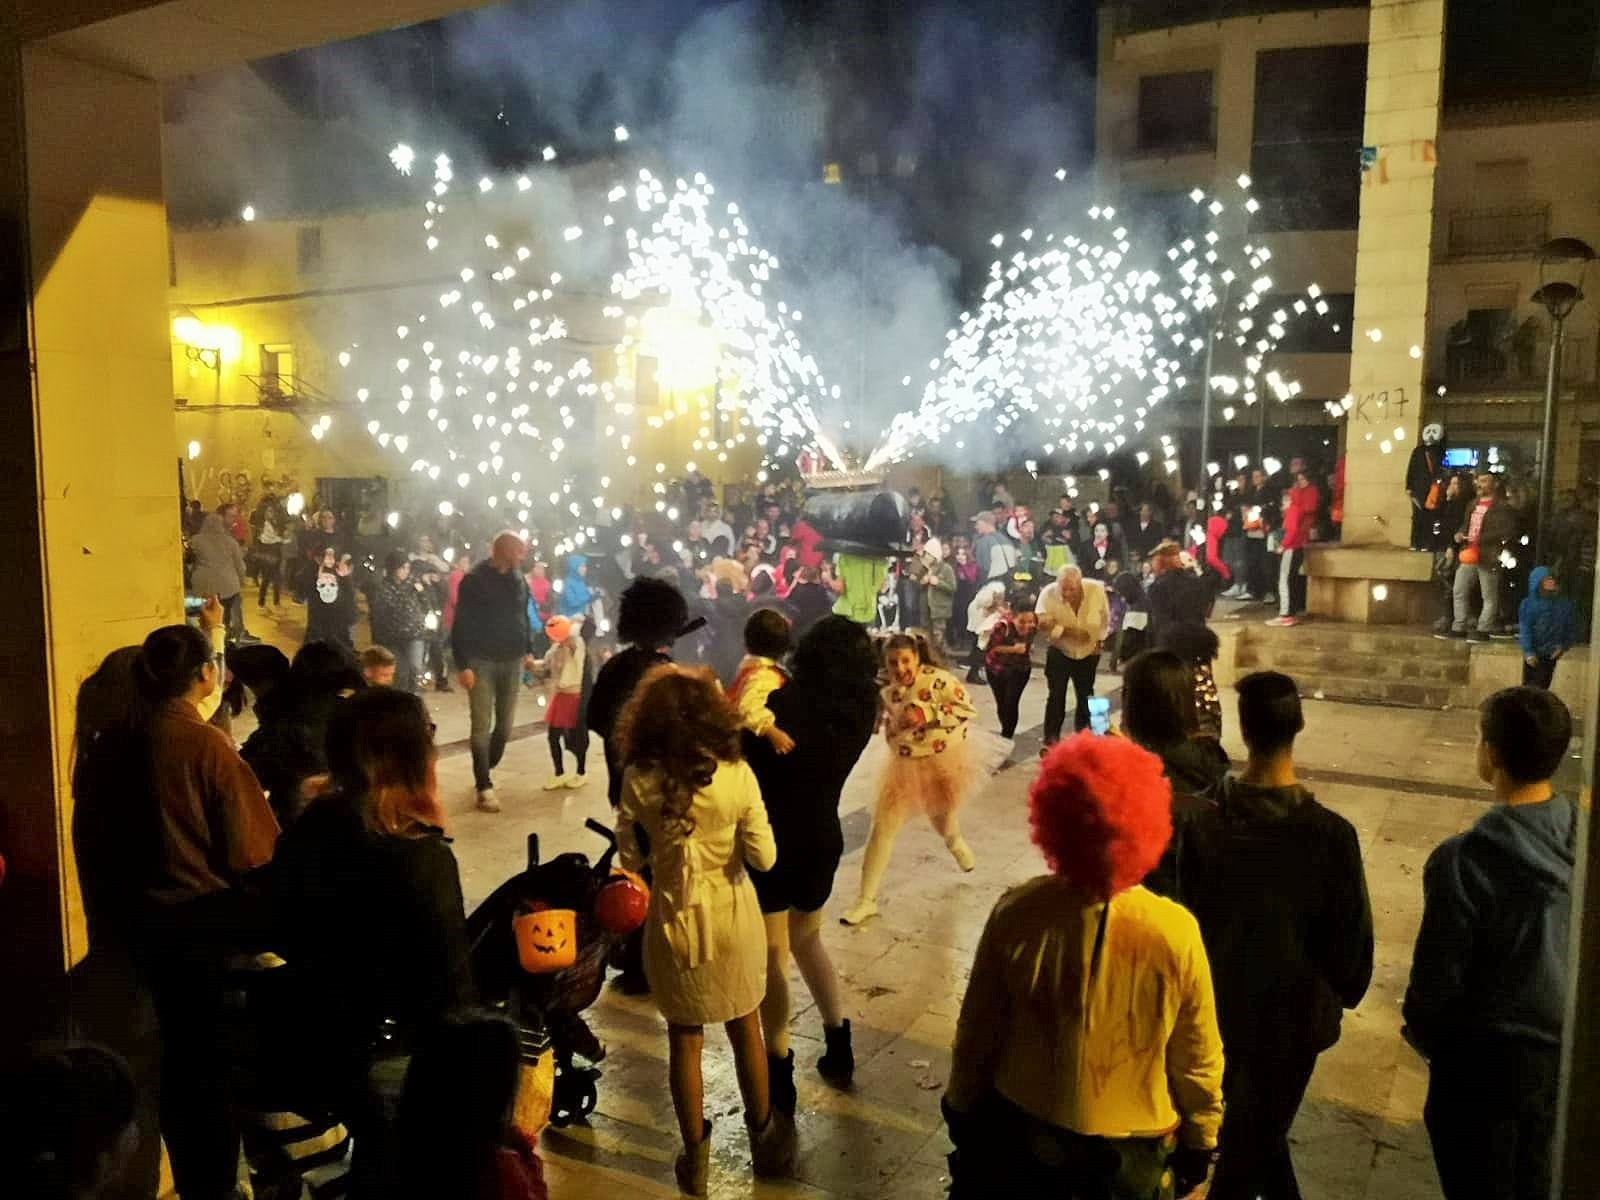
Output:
top-left (1404, 686), bottom-right (1574, 1200)
top-left (1517, 566), bottom-right (1578, 689)
top-left (1172, 670), bottom-right (1374, 1200)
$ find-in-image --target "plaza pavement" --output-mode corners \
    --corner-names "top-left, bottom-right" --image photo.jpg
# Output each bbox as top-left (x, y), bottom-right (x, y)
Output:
top-left (244, 601), bottom-right (1506, 1197)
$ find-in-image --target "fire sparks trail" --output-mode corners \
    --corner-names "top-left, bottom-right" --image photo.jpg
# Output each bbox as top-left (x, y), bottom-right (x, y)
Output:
top-left (867, 178), bottom-right (1332, 476)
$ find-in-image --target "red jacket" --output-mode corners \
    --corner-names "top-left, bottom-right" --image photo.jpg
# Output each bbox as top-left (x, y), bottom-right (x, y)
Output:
top-left (1281, 483), bottom-right (1320, 551)
top-left (1205, 515), bottom-right (1231, 580)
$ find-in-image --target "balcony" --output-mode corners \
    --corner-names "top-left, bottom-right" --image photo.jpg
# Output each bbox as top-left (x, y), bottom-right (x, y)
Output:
top-left (1106, 0), bottom-right (1367, 36)
top-left (241, 373), bottom-right (333, 407)
top-left (1440, 333), bottom-right (1594, 395)
top-left (1442, 205), bottom-right (1551, 260)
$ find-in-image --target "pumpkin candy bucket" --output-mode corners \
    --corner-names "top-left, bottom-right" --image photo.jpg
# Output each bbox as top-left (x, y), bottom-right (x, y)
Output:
top-left (514, 903), bottom-right (579, 973)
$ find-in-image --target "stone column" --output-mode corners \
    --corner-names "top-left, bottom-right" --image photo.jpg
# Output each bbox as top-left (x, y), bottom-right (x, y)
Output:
top-left (1306, 0), bottom-right (1445, 622)
top-left (0, 41), bottom-right (178, 1041)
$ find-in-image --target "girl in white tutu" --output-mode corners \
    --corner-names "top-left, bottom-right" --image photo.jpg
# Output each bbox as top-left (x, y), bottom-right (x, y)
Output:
top-left (840, 633), bottom-right (978, 926)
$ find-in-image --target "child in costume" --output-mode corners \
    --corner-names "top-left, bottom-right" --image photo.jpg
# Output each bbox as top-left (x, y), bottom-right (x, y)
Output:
top-left (541, 615), bottom-right (589, 790)
top-left (840, 633), bottom-right (978, 926)
top-left (728, 608), bottom-right (797, 755)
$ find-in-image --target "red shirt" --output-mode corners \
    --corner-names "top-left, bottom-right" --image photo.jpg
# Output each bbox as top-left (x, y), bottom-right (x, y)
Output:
top-left (985, 616), bottom-right (1036, 678)
top-left (1467, 499), bottom-right (1492, 548)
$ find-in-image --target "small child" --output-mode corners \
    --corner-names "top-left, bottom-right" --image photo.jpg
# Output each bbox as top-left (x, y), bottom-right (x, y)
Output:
top-left (361, 644), bottom-right (397, 688)
top-left (1518, 566), bottom-right (1578, 690)
top-left (728, 607), bottom-right (796, 755)
top-left (541, 615), bottom-right (589, 790)
top-left (841, 633), bottom-right (978, 926)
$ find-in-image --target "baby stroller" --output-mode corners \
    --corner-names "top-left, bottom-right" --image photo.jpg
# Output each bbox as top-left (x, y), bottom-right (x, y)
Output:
top-left (467, 817), bottom-right (647, 1127)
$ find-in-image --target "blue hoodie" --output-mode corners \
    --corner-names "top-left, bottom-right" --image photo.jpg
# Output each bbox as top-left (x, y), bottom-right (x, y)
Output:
top-left (1404, 795), bottom-right (1575, 1057)
top-left (1518, 566), bottom-right (1578, 659)
top-left (559, 554), bottom-right (593, 617)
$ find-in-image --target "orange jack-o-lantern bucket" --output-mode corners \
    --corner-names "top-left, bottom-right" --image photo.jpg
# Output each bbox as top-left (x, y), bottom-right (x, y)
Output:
top-left (513, 904), bottom-right (578, 973)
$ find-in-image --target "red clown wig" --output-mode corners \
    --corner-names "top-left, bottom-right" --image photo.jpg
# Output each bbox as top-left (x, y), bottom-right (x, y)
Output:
top-left (1029, 732), bottom-right (1173, 899)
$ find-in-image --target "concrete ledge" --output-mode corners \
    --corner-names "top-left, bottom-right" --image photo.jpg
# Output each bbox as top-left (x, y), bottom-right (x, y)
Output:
top-left (1304, 544), bottom-right (1435, 581)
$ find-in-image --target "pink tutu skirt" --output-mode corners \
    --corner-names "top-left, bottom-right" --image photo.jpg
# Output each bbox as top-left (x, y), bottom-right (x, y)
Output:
top-left (877, 733), bottom-right (975, 821)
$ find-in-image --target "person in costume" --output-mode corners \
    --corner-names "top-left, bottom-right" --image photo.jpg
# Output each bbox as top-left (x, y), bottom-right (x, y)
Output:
top-left (539, 615), bottom-right (589, 790)
top-left (840, 634), bottom-right (978, 926)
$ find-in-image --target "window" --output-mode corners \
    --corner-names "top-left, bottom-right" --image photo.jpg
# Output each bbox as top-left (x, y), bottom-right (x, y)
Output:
top-left (1128, 189), bottom-right (1211, 246)
top-left (1257, 293), bottom-right (1355, 353)
top-left (1472, 159), bottom-right (1530, 207)
top-left (260, 344), bottom-right (295, 399)
top-left (1250, 45), bottom-right (1366, 232)
top-left (297, 226), bottom-right (323, 274)
top-left (1136, 71), bottom-right (1215, 152)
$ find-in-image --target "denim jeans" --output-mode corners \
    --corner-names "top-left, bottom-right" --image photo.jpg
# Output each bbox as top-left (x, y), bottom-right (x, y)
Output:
top-left (1452, 563), bottom-right (1501, 633)
top-left (388, 639), bottom-right (426, 693)
top-left (466, 657), bottom-right (524, 791)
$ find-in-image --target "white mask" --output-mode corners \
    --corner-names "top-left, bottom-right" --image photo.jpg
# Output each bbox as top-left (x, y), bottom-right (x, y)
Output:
top-left (1423, 423), bottom-right (1444, 447)
top-left (316, 575), bottom-right (339, 604)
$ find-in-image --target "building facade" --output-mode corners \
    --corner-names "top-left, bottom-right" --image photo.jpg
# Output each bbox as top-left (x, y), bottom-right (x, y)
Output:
top-left (1095, 0), bottom-right (1600, 491)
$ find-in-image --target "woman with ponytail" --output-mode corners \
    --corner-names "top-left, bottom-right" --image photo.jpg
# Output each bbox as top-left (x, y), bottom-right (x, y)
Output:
top-left (133, 621), bottom-right (279, 1200)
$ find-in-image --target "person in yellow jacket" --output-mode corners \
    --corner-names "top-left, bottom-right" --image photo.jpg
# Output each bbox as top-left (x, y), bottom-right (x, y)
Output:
top-left (944, 732), bottom-right (1224, 1199)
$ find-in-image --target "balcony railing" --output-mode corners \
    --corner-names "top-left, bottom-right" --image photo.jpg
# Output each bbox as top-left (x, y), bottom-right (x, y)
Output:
top-left (241, 374), bottom-right (333, 407)
top-left (1443, 334), bottom-right (1593, 393)
top-left (1106, 0), bottom-right (1367, 36)
top-left (1443, 205), bottom-right (1550, 259)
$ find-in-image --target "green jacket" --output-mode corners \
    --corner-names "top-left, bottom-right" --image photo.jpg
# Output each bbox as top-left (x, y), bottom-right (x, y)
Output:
top-left (925, 559), bottom-right (957, 626)
top-left (833, 553), bottom-right (885, 625)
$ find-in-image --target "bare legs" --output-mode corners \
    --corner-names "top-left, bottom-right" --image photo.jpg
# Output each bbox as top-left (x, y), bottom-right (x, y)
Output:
top-left (667, 1016), bottom-right (771, 1154)
top-left (761, 909), bottom-right (846, 1057)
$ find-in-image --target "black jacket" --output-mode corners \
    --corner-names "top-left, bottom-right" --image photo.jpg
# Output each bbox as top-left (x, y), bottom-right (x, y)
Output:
top-left (586, 645), bottom-right (669, 806)
top-left (450, 561), bottom-right (532, 665)
top-left (744, 676), bottom-right (878, 913)
top-left (268, 790), bottom-right (474, 1091)
top-left (1171, 775), bottom-right (1374, 1058)
top-left (1404, 796), bottom-right (1575, 1058)
top-left (1147, 570), bottom-right (1221, 662)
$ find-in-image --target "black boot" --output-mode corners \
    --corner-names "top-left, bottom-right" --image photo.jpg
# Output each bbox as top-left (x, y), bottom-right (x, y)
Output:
top-left (817, 1020), bottom-right (854, 1088)
top-left (769, 1050), bottom-right (797, 1117)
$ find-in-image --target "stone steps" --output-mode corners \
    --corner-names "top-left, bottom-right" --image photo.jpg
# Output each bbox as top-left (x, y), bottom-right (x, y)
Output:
top-left (1230, 621), bottom-right (1487, 708)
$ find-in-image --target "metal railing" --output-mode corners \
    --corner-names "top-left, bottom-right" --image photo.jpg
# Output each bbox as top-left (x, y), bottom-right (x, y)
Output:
top-left (1444, 205), bottom-right (1551, 258)
top-left (1106, 0), bottom-right (1367, 36)
top-left (1443, 335), bottom-right (1593, 391)
top-left (241, 374), bottom-right (334, 407)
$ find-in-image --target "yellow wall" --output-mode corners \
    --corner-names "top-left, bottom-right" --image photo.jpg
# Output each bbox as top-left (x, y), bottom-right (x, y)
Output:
top-left (24, 46), bottom-right (179, 964)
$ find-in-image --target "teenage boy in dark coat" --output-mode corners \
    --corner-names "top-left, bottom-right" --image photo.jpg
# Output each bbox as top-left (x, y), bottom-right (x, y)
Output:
top-left (1169, 670), bottom-right (1374, 1200)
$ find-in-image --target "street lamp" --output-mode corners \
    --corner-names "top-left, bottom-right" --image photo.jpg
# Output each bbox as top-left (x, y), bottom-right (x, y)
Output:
top-left (1531, 236), bottom-right (1595, 564)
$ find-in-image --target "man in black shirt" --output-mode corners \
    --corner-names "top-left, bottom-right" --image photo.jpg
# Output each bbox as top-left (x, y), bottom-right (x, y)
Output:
top-left (450, 532), bottom-right (534, 811)
top-left (1168, 671), bottom-right (1374, 1200)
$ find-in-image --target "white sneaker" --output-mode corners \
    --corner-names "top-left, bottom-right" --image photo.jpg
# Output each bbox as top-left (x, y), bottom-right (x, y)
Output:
top-left (839, 898), bottom-right (879, 926)
top-left (543, 775), bottom-right (568, 791)
top-left (564, 774), bottom-right (588, 790)
top-left (476, 788), bottom-right (501, 813)
top-left (947, 836), bottom-right (976, 872)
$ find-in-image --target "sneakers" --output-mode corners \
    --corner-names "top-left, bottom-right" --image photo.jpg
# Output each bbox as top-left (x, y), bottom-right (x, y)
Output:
top-left (1434, 629), bottom-right (1466, 641)
top-left (839, 897), bottom-right (878, 926)
top-left (675, 1119), bottom-right (711, 1197)
top-left (947, 836), bottom-right (976, 872)
top-left (476, 788), bottom-right (501, 813)
top-left (817, 1020), bottom-right (855, 1089)
top-left (564, 773), bottom-right (588, 789)
top-left (1467, 631), bottom-right (1489, 644)
top-left (1490, 629), bottom-right (1519, 641)
top-left (543, 775), bottom-right (569, 791)
top-left (1264, 615), bottom-right (1299, 627)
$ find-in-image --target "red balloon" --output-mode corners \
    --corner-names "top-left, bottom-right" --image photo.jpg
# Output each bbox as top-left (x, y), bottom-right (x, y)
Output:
top-left (593, 875), bottom-right (649, 935)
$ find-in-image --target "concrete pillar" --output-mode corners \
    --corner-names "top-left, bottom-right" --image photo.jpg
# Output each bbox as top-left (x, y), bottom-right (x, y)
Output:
top-left (1306, 0), bottom-right (1445, 621)
top-left (1340, 0), bottom-right (1444, 547)
top-left (0, 41), bottom-right (179, 1038)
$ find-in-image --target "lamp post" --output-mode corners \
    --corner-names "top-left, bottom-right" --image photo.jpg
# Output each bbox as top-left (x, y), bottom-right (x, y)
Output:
top-left (1530, 237), bottom-right (1595, 565)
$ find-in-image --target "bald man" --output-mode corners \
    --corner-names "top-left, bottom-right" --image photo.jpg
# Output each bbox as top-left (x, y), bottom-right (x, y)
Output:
top-left (451, 532), bottom-right (536, 810)
top-left (1035, 565), bottom-right (1110, 744)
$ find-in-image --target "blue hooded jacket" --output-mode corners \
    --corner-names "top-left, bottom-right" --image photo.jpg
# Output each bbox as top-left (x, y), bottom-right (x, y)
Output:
top-left (559, 554), bottom-right (593, 618)
top-left (1404, 795), bottom-right (1575, 1057)
top-left (1518, 566), bottom-right (1578, 659)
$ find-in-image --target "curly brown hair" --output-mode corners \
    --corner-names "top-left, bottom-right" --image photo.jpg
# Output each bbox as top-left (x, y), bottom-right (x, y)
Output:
top-left (614, 664), bottom-right (743, 833)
